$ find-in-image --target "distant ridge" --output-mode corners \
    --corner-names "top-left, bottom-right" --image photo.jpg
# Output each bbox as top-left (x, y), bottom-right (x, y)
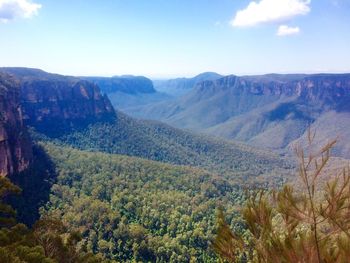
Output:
top-left (0, 68), bottom-right (291, 183)
top-left (129, 73), bottom-right (350, 158)
top-left (84, 75), bottom-right (156, 94)
top-left (83, 75), bottom-right (171, 110)
top-left (153, 72), bottom-right (223, 97)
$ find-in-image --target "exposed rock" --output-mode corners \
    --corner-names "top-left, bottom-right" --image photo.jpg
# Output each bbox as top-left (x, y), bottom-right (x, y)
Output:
top-left (84, 75), bottom-right (156, 94)
top-left (129, 73), bottom-right (350, 157)
top-left (83, 75), bottom-right (172, 110)
top-left (0, 73), bottom-right (32, 176)
top-left (1, 68), bottom-right (116, 137)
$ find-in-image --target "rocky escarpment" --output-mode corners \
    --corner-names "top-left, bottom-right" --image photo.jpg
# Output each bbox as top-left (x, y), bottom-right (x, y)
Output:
top-left (0, 73), bottom-right (32, 176)
top-left (83, 75), bottom-right (173, 110)
top-left (85, 76), bottom-right (156, 94)
top-left (1, 68), bottom-right (116, 137)
top-left (232, 74), bottom-right (350, 109)
top-left (130, 73), bottom-right (350, 157)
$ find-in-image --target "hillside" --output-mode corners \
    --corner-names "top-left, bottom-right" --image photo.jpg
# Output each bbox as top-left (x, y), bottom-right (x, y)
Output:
top-left (0, 67), bottom-right (291, 184)
top-left (35, 110), bottom-right (291, 185)
top-left (0, 67), bottom-right (291, 183)
top-left (0, 68), bottom-right (292, 262)
top-left (132, 74), bottom-right (350, 158)
top-left (42, 142), bottom-right (246, 262)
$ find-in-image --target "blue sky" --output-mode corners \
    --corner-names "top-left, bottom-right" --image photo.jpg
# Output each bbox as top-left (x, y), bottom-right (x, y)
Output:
top-left (0, 0), bottom-right (349, 78)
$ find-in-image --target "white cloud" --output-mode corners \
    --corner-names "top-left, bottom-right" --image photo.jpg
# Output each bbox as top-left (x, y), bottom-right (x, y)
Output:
top-left (231, 0), bottom-right (311, 27)
top-left (0, 0), bottom-right (41, 23)
top-left (277, 25), bottom-right (300, 36)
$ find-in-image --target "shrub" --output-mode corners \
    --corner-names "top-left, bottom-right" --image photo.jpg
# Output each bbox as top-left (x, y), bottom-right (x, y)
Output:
top-left (213, 132), bottom-right (350, 263)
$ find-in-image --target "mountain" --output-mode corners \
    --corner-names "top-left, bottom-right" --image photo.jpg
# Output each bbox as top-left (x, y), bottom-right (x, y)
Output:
top-left (132, 73), bottom-right (350, 158)
top-left (84, 75), bottom-right (172, 110)
top-left (153, 72), bottom-right (223, 97)
top-left (47, 110), bottom-right (293, 183)
top-left (85, 75), bottom-right (156, 94)
top-left (0, 68), bottom-right (115, 137)
top-left (0, 68), bottom-right (290, 184)
top-left (0, 72), bottom-right (32, 176)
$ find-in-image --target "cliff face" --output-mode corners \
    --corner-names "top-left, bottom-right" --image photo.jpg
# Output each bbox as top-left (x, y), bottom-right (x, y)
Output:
top-left (195, 74), bottom-right (350, 108)
top-left (21, 79), bottom-right (115, 127)
top-left (82, 75), bottom-right (174, 111)
top-left (136, 73), bottom-right (350, 126)
top-left (85, 76), bottom-right (156, 94)
top-left (128, 73), bottom-right (350, 157)
top-left (0, 68), bottom-right (116, 137)
top-left (0, 73), bottom-right (32, 176)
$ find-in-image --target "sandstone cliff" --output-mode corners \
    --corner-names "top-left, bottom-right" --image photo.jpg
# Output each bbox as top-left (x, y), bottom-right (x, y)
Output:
top-left (127, 73), bottom-right (350, 157)
top-left (1, 68), bottom-right (116, 136)
top-left (0, 73), bottom-right (32, 176)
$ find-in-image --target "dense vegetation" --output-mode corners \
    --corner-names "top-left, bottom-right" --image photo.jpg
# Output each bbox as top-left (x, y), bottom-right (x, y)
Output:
top-left (41, 143), bottom-right (247, 262)
top-left (0, 177), bottom-right (109, 263)
top-left (213, 136), bottom-right (350, 262)
top-left (32, 111), bottom-right (292, 187)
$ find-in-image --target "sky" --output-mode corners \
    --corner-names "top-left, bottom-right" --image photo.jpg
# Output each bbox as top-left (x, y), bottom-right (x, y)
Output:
top-left (0, 0), bottom-right (350, 78)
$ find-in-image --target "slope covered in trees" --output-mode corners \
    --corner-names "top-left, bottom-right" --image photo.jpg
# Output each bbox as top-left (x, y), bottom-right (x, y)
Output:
top-left (0, 176), bottom-right (110, 263)
top-left (0, 67), bottom-right (291, 185)
top-left (42, 143), bottom-right (247, 262)
top-left (33, 111), bottom-right (291, 185)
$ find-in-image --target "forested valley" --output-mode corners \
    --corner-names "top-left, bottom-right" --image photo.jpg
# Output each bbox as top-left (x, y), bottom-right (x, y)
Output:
top-left (1, 67), bottom-right (349, 262)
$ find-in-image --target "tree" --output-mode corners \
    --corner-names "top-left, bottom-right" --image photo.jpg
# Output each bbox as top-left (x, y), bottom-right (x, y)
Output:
top-left (0, 176), bottom-right (110, 263)
top-left (0, 177), bottom-right (21, 227)
top-left (213, 133), bottom-right (350, 262)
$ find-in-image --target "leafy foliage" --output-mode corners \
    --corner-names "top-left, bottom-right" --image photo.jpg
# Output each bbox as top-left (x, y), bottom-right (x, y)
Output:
top-left (0, 177), bottom-right (21, 228)
top-left (213, 134), bottom-right (350, 262)
top-left (0, 176), bottom-right (109, 263)
top-left (32, 111), bottom-right (292, 186)
top-left (41, 142), bottom-right (247, 262)
top-left (8, 145), bottom-right (58, 226)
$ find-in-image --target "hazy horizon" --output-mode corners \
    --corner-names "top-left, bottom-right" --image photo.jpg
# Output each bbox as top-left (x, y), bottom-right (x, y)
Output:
top-left (3, 66), bottom-right (350, 80)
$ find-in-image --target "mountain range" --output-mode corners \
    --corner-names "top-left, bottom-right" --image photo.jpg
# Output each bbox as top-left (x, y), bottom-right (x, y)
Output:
top-left (83, 75), bottom-right (172, 111)
top-left (153, 72), bottom-right (223, 97)
top-left (129, 73), bottom-right (350, 158)
top-left (0, 68), bottom-right (291, 184)
top-left (82, 72), bottom-right (224, 113)
top-left (1, 67), bottom-right (349, 262)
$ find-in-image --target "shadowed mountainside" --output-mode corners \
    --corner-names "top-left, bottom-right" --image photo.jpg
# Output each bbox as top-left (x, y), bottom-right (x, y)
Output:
top-left (33, 110), bottom-right (292, 185)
